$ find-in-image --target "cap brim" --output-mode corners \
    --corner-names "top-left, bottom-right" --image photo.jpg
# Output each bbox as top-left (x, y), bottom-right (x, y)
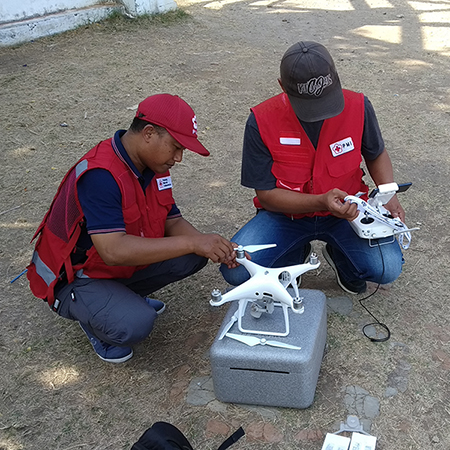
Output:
top-left (167, 129), bottom-right (210, 156)
top-left (287, 81), bottom-right (345, 122)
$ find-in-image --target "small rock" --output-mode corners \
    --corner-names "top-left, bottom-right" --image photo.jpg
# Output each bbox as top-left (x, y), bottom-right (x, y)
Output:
top-left (294, 429), bottom-right (323, 442)
top-left (205, 419), bottom-right (230, 437)
top-left (344, 385), bottom-right (380, 419)
top-left (246, 422), bottom-right (264, 441)
top-left (384, 387), bottom-right (398, 398)
top-left (364, 396), bottom-right (380, 419)
top-left (186, 376), bottom-right (215, 406)
top-left (244, 422), bottom-right (284, 443)
top-left (263, 423), bottom-right (283, 443)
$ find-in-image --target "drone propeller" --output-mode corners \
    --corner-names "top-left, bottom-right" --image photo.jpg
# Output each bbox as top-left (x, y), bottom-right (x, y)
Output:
top-left (225, 333), bottom-right (301, 350)
top-left (234, 244), bottom-right (277, 253)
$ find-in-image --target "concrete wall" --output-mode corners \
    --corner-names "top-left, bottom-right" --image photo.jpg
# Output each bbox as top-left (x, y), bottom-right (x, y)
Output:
top-left (0, 0), bottom-right (177, 47)
top-left (1, 0), bottom-right (101, 23)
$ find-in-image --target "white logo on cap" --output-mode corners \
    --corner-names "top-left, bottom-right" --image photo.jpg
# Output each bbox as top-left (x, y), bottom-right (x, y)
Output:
top-left (192, 115), bottom-right (198, 136)
top-left (298, 74), bottom-right (333, 97)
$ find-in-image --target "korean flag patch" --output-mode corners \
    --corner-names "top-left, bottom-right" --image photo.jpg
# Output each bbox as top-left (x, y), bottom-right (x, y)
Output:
top-left (157, 176), bottom-right (173, 191)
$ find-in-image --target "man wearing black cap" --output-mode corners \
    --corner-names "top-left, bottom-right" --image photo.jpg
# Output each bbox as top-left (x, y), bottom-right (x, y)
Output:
top-left (27, 94), bottom-right (238, 363)
top-left (220, 41), bottom-right (405, 294)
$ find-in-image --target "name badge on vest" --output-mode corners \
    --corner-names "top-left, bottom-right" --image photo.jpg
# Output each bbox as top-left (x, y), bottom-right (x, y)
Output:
top-left (330, 137), bottom-right (354, 157)
top-left (157, 176), bottom-right (173, 191)
top-left (280, 137), bottom-right (301, 145)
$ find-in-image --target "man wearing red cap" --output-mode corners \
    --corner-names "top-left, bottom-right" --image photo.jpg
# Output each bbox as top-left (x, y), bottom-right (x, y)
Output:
top-left (221, 41), bottom-right (405, 294)
top-left (27, 94), bottom-right (237, 363)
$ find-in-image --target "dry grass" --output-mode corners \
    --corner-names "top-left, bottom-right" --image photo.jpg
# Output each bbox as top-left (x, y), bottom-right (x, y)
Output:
top-left (1, 1), bottom-right (450, 449)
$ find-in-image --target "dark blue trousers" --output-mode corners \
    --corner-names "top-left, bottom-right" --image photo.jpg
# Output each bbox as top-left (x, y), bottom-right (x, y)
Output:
top-left (53, 254), bottom-right (207, 346)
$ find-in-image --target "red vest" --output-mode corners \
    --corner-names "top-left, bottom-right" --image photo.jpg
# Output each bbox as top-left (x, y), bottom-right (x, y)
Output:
top-left (27, 138), bottom-right (174, 304)
top-left (252, 90), bottom-right (368, 218)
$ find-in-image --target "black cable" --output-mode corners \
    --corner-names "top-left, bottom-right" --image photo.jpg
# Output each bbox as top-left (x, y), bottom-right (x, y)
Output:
top-left (358, 241), bottom-right (391, 342)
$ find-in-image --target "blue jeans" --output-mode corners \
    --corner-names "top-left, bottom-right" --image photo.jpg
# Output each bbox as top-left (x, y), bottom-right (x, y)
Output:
top-left (220, 210), bottom-right (404, 286)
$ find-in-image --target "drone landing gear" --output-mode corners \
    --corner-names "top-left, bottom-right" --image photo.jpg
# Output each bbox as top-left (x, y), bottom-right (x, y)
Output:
top-left (217, 289), bottom-right (307, 340)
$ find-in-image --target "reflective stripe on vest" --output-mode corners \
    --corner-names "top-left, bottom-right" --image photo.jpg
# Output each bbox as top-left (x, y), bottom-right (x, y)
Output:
top-left (31, 250), bottom-right (56, 287)
top-left (76, 159), bottom-right (88, 179)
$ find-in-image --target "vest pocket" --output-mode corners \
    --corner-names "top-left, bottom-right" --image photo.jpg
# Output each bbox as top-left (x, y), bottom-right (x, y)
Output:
top-left (325, 151), bottom-right (362, 178)
top-left (155, 187), bottom-right (175, 207)
top-left (325, 155), bottom-right (365, 196)
top-left (272, 147), bottom-right (313, 185)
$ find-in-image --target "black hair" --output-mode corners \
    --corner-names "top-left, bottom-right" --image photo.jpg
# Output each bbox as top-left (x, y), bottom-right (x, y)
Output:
top-left (129, 117), bottom-right (167, 135)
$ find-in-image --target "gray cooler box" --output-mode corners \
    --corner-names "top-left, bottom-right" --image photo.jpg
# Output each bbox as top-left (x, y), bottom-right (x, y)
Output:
top-left (210, 289), bottom-right (327, 409)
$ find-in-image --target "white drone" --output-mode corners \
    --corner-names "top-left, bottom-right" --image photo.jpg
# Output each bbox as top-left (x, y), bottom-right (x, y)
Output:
top-left (210, 244), bottom-right (320, 345)
top-left (345, 182), bottom-right (419, 249)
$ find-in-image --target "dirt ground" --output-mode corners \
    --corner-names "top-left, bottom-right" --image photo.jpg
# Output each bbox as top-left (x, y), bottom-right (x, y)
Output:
top-left (1, 0), bottom-right (450, 449)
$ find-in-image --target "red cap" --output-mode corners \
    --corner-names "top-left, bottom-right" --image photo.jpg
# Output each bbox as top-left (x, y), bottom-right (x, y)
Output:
top-left (135, 94), bottom-right (210, 156)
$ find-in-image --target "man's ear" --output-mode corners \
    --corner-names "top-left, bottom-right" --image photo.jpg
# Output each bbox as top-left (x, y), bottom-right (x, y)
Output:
top-left (142, 124), bottom-right (157, 142)
top-left (278, 78), bottom-right (286, 93)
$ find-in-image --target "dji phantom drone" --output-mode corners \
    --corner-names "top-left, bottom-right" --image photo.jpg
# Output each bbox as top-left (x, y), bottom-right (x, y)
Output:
top-left (209, 183), bottom-right (417, 348)
top-left (210, 244), bottom-right (320, 344)
top-left (345, 182), bottom-right (419, 249)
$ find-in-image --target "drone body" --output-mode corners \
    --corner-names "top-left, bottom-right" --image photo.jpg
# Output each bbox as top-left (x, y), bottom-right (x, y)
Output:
top-left (210, 245), bottom-right (320, 338)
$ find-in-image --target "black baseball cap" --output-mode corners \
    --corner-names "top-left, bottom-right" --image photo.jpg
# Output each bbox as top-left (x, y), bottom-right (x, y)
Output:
top-left (280, 41), bottom-right (344, 122)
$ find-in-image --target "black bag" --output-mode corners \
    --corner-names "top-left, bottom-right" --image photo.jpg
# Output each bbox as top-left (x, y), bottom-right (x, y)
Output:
top-left (131, 422), bottom-right (245, 450)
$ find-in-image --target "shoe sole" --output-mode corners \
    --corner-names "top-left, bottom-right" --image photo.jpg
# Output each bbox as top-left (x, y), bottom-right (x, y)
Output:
top-left (155, 304), bottom-right (166, 315)
top-left (97, 350), bottom-right (134, 364)
top-left (322, 245), bottom-right (363, 295)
